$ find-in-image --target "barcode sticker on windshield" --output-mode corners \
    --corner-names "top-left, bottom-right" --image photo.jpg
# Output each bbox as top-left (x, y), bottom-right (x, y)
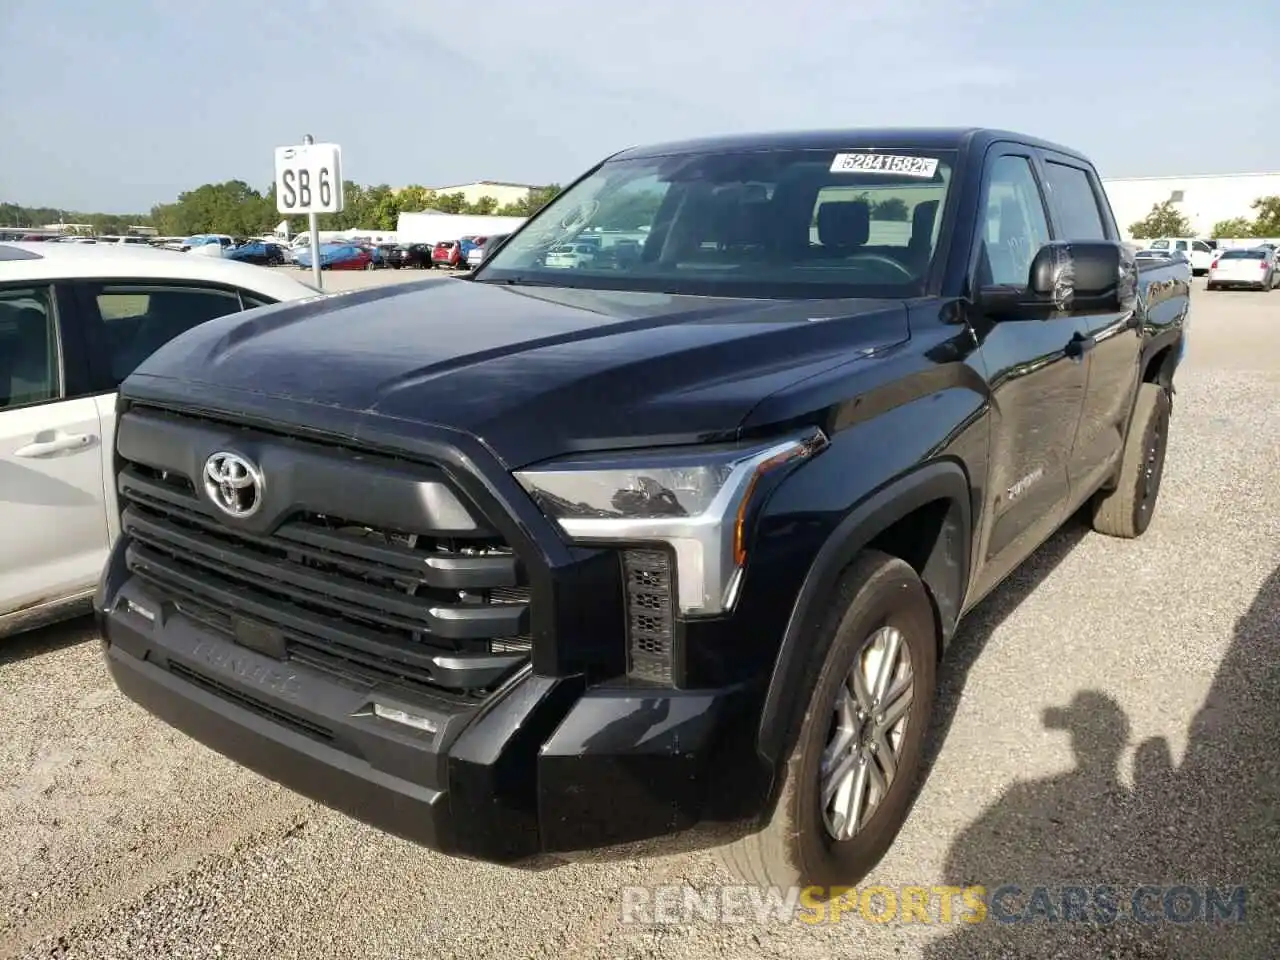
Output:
top-left (830, 153), bottom-right (939, 178)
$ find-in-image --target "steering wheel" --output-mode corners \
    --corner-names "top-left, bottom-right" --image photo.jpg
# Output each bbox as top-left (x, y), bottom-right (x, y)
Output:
top-left (844, 252), bottom-right (915, 280)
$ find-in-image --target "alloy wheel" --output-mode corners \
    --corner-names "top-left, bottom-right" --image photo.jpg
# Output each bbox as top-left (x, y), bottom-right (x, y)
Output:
top-left (820, 625), bottom-right (915, 841)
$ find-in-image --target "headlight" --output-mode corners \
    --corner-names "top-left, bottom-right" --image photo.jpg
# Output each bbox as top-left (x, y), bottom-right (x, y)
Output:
top-left (513, 428), bottom-right (828, 616)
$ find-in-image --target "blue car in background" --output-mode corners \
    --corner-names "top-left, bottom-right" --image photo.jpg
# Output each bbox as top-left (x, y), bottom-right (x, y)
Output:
top-left (293, 242), bottom-right (375, 271)
top-left (227, 240), bottom-right (288, 266)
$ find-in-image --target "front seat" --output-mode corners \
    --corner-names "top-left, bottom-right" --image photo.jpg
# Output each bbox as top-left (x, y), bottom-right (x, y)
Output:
top-left (815, 200), bottom-right (871, 256)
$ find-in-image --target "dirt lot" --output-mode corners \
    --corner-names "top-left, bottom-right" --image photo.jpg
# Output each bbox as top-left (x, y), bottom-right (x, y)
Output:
top-left (2, 275), bottom-right (1277, 959)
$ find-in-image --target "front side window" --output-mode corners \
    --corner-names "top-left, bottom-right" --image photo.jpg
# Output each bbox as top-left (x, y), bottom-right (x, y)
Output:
top-left (978, 155), bottom-right (1051, 287)
top-left (0, 285), bottom-right (59, 410)
top-left (88, 283), bottom-right (245, 386)
top-left (478, 147), bottom-right (957, 299)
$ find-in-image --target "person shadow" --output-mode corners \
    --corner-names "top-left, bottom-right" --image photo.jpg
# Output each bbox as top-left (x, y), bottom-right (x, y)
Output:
top-left (922, 564), bottom-right (1280, 959)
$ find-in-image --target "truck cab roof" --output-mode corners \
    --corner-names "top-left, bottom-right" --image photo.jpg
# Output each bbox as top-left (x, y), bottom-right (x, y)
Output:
top-left (610, 127), bottom-right (1093, 165)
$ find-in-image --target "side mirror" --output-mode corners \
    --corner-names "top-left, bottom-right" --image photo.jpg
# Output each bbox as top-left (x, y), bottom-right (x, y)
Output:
top-left (981, 241), bottom-right (1138, 320)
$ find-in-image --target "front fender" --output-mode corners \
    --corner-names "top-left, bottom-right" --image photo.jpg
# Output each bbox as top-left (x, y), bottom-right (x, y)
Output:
top-left (754, 458), bottom-right (972, 771)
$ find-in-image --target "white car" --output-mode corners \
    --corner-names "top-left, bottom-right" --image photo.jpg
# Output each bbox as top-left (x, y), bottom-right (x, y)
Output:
top-left (544, 242), bottom-right (599, 269)
top-left (1146, 237), bottom-right (1215, 276)
top-left (1206, 246), bottom-right (1278, 291)
top-left (0, 242), bottom-right (321, 638)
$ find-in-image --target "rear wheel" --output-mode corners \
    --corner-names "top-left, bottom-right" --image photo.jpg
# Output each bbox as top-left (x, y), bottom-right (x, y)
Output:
top-left (1090, 382), bottom-right (1171, 539)
top-left (716, 551), bottom-right (938, 890)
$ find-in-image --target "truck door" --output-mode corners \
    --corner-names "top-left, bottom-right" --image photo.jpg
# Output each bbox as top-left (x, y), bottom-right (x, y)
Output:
top-left (1039, 154), bottom-right (1143, 499)
top-left (967, 149), bottom-right (1090, 590)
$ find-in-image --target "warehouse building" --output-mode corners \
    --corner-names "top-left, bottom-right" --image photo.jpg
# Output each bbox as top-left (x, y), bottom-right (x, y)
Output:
top-left (1102, 172), bottom-right (1280, 239)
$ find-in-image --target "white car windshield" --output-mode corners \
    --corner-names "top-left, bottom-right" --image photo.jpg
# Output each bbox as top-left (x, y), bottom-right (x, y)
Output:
top-left (476, 146), bottom-right (956, 298)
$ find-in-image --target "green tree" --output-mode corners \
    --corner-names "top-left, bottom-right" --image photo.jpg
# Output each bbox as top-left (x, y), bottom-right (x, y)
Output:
top-left (432, 192), bottom-right (469, 215)
top-left (1128, 200), bottom-right (1193, 239)
top-left (871, 197), bottom-right (909, 221)
top-left (1250, 195), bottom-right (1280, 237)
top-left (498, 185), bottom-right (562, 217)
top-left (1211, 216), bottom-right (1256, 239)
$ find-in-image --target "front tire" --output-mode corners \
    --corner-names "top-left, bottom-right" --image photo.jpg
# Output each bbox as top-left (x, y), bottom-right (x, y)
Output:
top-left (1090, 382), bottom-right (1171, 539)
top-left (716, 551), bottom-right (938, 891)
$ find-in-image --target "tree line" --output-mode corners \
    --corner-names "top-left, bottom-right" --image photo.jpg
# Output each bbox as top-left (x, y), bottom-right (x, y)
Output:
top-left (9, 183), bottom-right (1276, 242)
top-left (1129, 195), bottom-right (1280, 240)
top-left (0, 181), bottom-right (563, 238)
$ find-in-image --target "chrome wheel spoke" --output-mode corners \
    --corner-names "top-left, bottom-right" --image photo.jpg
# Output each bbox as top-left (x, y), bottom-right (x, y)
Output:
top-left (871, 628), bottom-right (903, 703)
top-left (852, 658), bottom-right (877, 714)
top-left (821, 623), bottom-right (916, 843)
top-left (837, 757), bottom-right (871, 839)
top-left (822, 747), bottom-right (859, 808)
top-left (822, 684), bottom-right (860, 772)
top-left (880, 672), bottom-right (914, 730)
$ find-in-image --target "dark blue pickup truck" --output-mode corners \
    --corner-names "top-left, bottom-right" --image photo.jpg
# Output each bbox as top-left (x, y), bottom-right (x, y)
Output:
top-left (97, 127), bottom-right (1187, 891)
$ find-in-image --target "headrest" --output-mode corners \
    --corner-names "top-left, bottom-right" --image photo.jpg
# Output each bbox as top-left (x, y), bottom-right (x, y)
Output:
top-left (817, 201), bottom-right (870, 249)
top-left (911, 200), bottom-right (939, 248)
top-left (997, 198), bottom-right (1025, 242)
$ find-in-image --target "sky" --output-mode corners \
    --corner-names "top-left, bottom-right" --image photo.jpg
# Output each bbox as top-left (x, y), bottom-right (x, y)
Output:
top-left (2, 0), bottom-right (1277, 213)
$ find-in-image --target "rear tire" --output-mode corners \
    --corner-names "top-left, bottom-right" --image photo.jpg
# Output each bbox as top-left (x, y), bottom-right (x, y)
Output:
top-left (1090, 382), bottom-right (1171, 539)
top-left (1206, 283), bottom-right (1218, 291)
top-left (715, 550), bottom-right (938, 891)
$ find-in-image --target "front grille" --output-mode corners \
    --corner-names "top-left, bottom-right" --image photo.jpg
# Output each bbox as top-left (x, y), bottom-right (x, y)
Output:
top-left (116, 408), bottom-right (533, 697)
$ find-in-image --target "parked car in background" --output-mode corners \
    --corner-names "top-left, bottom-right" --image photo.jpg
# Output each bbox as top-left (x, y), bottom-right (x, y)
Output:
top-left (184, 235), bottom-right (236, 257)
top-left (431, 240), bottom-right (462, 268)
top-left (294, 242), bottom-right (375, 271)
top-left (1147, 237), bottom-right (1215, 275)
top-left (457, 238), bottom-right (481, 269)
top-left (544, 242), bottom-right (599, 269)
top-left (465, 233), bottom-right (511, 269)
top-left (227, 240), bottom-right (288, 266)
top-left (1206, 246), bottom-right (1277, 290)
top-left (388, 243), bottom-right (433, 269)
top-left (0, 240), bottom-right (319, 639)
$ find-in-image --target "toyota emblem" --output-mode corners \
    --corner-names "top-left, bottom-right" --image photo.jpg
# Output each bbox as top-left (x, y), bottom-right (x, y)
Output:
top-left (203, 451), bottom-right (264, 518)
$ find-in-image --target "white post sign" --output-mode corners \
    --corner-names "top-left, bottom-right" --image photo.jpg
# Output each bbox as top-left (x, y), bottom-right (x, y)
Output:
top-left (274, 138), bottom-right (344, 288)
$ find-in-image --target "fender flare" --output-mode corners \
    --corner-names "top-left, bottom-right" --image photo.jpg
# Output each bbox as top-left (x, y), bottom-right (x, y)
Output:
top-left (755, 458), bottom-right (972, 769)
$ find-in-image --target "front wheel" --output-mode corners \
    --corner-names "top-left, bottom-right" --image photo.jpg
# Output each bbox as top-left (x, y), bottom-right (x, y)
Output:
top-left (716, 550), bottom-right (938, 891)
top-left (1090, 382), bottom-right (1171, 539)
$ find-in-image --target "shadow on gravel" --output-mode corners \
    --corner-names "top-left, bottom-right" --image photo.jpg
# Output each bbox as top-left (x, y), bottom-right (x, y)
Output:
top-left (0, 613), bottom-right (97, 667)
top-left (922, 564), bottom-right (1280, 959)
top-left (922, 509), bottom-right (1093, 775)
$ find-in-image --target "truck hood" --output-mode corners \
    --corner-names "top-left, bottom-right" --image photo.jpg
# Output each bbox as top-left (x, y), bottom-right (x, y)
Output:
top-left (128, 277), bottom-right (910, 467)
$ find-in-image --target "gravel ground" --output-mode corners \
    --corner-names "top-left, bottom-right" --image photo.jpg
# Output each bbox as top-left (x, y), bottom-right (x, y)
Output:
top-left (2, 275), bottom-right (1277, 959)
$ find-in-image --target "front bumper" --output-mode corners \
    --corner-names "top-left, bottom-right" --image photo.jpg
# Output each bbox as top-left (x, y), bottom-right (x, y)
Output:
top-left (98, 572), bottom-right (762, 864)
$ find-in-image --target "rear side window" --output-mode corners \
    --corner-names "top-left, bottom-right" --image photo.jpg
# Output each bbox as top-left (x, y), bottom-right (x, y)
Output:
top-left (1043, 161), bottom-right (1107, 241)
top-left (0, 285), bottom-right (59, 410)
top-left (86, 283), bottom-right (245, 387)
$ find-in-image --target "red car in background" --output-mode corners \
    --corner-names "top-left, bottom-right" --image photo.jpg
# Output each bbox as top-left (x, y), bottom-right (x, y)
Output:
top-left (431, 240), bottom-right (462, 268)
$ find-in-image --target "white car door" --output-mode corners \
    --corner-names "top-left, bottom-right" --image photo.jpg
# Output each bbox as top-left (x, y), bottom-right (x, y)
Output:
top-left (74, 280), bottom-right (259, 544)
top-left (0, 284), bottom-right (109, 622)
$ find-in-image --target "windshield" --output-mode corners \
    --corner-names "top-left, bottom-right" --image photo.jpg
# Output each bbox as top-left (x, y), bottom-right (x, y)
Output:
top-left (1220, 249), bottom-right (1264, 260)
top-left (477, 147), bottom-right (956, 298)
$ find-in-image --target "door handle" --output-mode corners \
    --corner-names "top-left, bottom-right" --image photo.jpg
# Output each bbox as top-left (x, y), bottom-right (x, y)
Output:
top-left (1065, 333), bottom-right (1096, 359)
top-left (14, 432), bottom-right (95, 458)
